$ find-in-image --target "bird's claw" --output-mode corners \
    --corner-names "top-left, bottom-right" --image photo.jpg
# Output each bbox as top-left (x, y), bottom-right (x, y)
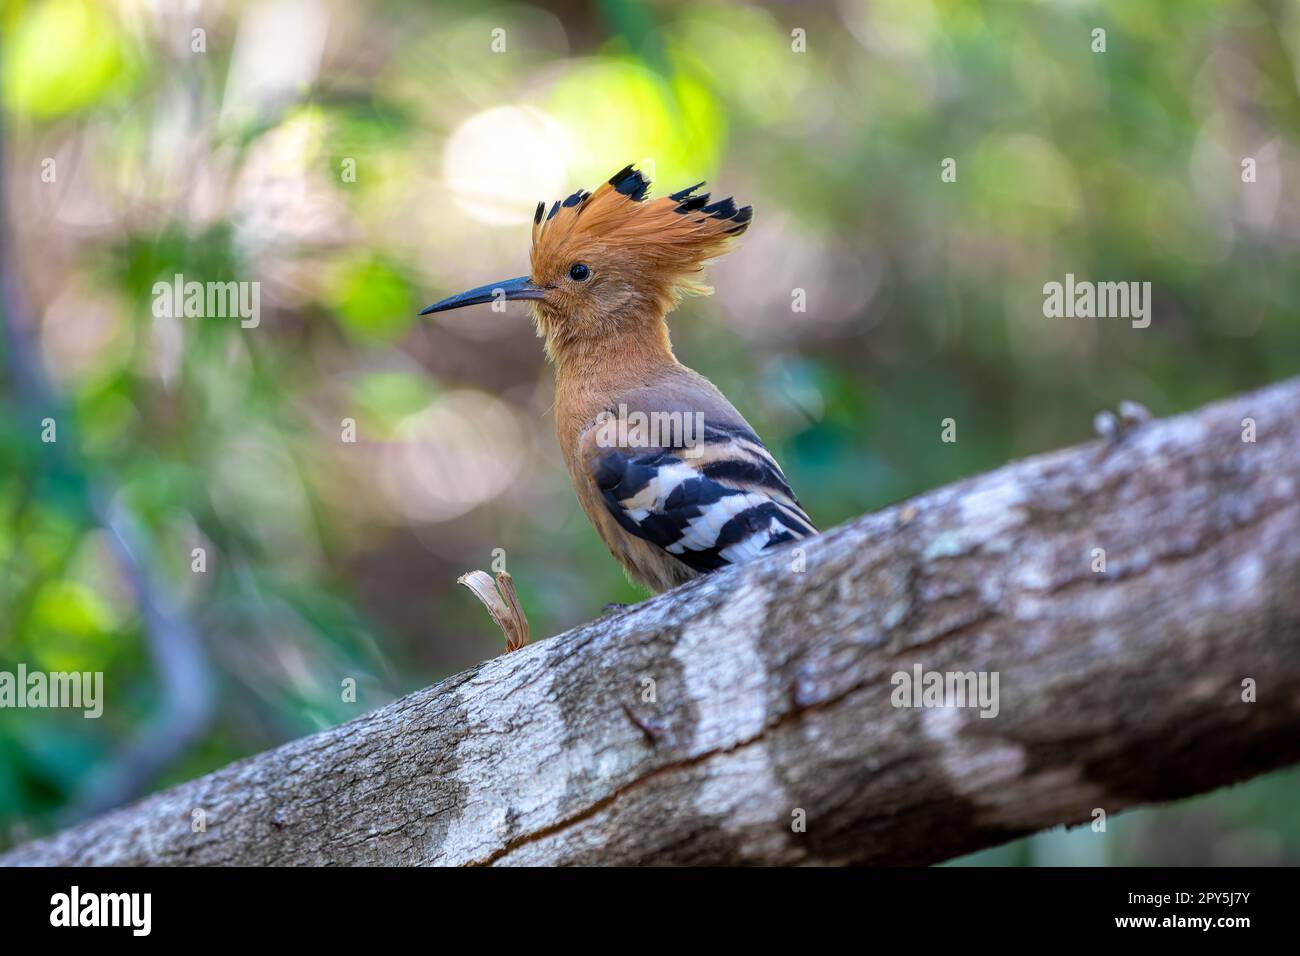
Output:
top-left (1118, 399), bottom-right (1154, 430)
top-left (1094, 399), bottom-right (1155, 450)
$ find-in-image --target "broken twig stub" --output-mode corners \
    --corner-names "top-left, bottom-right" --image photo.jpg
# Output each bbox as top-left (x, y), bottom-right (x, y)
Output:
top-left (458, 570), bottom-right (530, 652)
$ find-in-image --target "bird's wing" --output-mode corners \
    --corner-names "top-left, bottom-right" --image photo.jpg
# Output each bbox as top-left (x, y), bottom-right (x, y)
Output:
top-left (587, 422), bottom-right (817, 573)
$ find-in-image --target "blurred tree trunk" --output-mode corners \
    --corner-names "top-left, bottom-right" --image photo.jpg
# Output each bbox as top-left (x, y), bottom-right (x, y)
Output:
top-left (5, 377), bottom-right (1300, 866)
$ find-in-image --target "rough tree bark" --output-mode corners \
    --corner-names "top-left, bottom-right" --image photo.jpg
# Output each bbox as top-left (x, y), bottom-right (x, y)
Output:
top-left (5, 377), bottom-right (1300, 867)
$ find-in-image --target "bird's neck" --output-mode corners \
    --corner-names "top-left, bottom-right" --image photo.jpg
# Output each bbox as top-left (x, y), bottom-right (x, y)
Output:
top-left (552, 319), bottom-right (678, 435)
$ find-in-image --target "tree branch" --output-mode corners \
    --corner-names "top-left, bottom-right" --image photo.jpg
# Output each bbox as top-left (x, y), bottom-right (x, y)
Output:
top-left (5, 377), bottom-right (1299, 866)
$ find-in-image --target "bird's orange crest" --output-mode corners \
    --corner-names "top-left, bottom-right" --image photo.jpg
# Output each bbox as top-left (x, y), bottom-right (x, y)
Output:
top-left (529, 164), bottom-right (753, 303)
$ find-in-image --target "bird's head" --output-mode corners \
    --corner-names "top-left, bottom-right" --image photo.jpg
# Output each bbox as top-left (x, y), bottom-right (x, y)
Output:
top-left (420, 164), bottom-right (752, 360)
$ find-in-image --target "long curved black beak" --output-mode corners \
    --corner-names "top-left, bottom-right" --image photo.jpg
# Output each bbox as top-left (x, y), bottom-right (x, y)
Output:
top-left (419, 276), bottom-right (546, 315)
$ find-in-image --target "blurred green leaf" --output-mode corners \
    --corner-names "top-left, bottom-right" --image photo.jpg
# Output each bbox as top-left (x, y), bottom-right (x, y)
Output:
top-left (327, 257), bottom-right (416, 343)
top-left (3, 0), bottom-right (136, 118)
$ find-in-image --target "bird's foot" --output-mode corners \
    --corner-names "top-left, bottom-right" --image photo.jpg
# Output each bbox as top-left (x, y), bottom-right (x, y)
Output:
top-left (1094, 399), bottom-right (1154, 445)
top-left (602, 602), bottom-right (632, 616)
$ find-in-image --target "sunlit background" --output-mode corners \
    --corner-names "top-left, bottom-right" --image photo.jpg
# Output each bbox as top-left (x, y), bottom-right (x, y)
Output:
top-left (2, 0), bottom-right (1299, 863)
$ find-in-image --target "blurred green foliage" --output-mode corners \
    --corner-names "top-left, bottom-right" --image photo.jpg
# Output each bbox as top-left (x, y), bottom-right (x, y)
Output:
top-left (0, 0), bottom-right (1297, 862)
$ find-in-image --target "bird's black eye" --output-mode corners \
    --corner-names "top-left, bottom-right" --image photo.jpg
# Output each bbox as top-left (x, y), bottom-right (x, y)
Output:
top-left (569, 262), bottom-right (590, 282)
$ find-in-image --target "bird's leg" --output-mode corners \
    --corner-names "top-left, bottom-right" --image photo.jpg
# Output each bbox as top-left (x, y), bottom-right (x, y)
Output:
top-left (602, 602), bottom-right (632, 615)
top-left (1118, 399), bottom-right (1154, 431)
top-left (1093, 400), bottom-right (1155, 456)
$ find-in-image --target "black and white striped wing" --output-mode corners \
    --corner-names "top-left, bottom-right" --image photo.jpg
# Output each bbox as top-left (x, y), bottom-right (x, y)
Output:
top-left (591, 431), bottom-right (816, 573)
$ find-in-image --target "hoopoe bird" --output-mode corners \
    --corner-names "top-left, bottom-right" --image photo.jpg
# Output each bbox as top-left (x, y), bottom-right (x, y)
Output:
top-left (421, 164), bottom-right (816, 593)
